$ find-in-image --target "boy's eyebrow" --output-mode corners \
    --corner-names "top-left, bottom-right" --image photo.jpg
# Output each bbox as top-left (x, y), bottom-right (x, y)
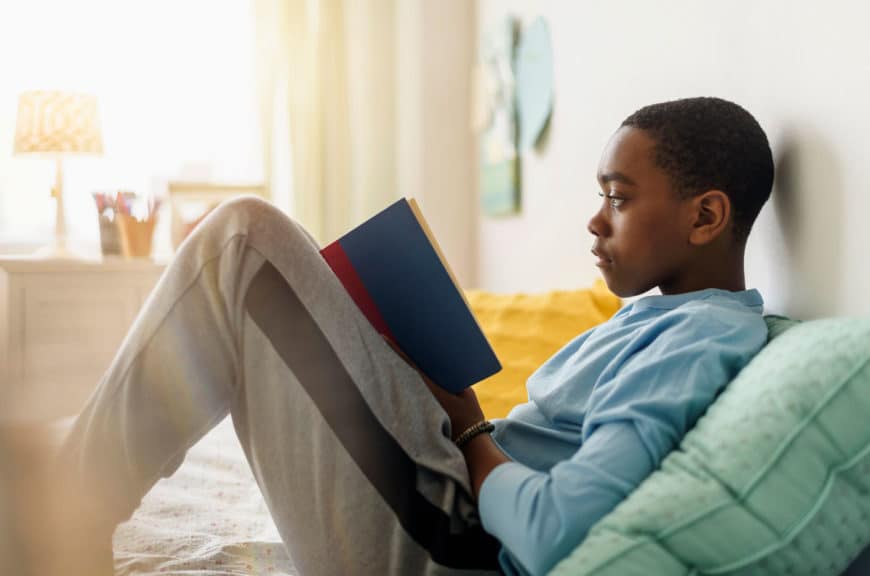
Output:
top-left (597, 171), bottom-right (637, 186)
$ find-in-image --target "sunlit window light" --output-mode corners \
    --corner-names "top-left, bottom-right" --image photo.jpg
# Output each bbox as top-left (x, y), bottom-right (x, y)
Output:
top-left (0, 0), bottom-right (262, 255)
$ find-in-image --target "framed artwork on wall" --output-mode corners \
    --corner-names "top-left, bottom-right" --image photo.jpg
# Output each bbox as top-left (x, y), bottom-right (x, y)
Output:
top-left (478, 16), bottom-right (521, 217)
top-left (476, 15), bottom-right (553, 217)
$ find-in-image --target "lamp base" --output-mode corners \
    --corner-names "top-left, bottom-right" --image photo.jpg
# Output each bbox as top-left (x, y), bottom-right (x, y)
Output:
top-left (35, 172), bottom-right (79, 259)
top-left (34, 236), bottom-right (79, 259)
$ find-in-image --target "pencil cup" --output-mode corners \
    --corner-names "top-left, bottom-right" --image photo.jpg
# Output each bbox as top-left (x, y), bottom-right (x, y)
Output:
top-left (117, 213), bottom-right (157, 259)
top-left (97, 214), bottom-right (121, 256)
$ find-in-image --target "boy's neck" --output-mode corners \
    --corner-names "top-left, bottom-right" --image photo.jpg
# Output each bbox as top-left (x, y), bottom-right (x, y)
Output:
top-left (659, 247), bottom-right (746, 295)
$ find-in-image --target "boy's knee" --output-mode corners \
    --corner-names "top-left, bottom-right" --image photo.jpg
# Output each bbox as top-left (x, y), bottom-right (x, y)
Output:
top-left (213, 195), bottom-right (275, 223)
top-left (197, 196), bottom-right (317, 250)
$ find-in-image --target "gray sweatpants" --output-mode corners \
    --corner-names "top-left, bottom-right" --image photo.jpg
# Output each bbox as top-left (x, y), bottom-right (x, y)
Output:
top-left (60, 197), bottom-right (502, 575)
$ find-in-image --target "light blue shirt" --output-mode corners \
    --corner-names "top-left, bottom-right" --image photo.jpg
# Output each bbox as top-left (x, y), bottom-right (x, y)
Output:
top-left (477, 288), bottom-right (767, 576)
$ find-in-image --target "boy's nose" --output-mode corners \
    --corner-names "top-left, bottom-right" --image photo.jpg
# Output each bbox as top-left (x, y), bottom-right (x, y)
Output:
top-left (587, 207), bottom-right (609, 238)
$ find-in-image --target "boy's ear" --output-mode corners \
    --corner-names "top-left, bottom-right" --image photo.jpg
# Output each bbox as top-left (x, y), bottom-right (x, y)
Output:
top-left (688, 190), bottom-right (731, 246)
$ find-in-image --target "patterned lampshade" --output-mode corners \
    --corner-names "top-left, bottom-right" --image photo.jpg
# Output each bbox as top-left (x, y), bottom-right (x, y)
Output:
top-left (14, 91), bottom-right (103, 155)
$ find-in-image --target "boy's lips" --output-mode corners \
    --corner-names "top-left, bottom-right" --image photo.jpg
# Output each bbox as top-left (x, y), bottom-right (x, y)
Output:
top-left (591, 247), bottom-right (612, 267)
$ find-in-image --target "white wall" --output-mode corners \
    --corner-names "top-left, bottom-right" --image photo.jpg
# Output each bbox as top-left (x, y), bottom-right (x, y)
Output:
top-left (475, 0), bottom-right (870, 319)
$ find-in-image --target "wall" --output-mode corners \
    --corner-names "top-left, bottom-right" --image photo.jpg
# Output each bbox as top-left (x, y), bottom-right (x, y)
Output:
top-left (475, 0), bottom-right (870, 318)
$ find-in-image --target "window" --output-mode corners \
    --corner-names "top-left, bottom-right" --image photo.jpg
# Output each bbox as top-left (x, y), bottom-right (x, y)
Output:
top-left (0, 0), bottom-right (262, 253)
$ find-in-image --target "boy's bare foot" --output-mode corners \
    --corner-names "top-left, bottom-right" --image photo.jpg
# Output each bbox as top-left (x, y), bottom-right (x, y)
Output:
top-left (0, 418), bottom-right (115, 575)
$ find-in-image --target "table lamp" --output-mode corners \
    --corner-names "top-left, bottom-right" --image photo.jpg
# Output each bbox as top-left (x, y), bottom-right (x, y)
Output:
top-left (14, 91), bottom-right (103, 257)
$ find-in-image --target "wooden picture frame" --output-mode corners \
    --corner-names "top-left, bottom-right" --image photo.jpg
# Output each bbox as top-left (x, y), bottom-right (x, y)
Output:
top-left (167, 182), bottom-right (267, 249)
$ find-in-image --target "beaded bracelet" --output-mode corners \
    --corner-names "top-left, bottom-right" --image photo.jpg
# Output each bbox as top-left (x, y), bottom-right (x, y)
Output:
top-left (454, 420), bottom-right (495, 448)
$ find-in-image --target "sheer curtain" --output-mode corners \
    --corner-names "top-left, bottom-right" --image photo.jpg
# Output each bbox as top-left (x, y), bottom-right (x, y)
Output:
top-left (254, 0), bottom-right (397, 244)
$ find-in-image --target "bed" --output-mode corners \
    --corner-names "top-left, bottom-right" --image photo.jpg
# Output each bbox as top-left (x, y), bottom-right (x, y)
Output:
top-left (113, 416), bottom-right (297, 576)
top-left (79, 287), bottom-right (870, 575)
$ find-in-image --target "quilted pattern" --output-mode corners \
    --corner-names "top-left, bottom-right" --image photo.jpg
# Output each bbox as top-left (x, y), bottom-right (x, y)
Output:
top-left (549, 316), bottom-right (870, 576)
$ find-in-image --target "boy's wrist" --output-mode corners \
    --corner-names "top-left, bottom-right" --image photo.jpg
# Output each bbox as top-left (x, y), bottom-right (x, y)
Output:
top-left (453, 420), bottom-right (495, 448)
top-left (459, 433), bottom-right (511, 499)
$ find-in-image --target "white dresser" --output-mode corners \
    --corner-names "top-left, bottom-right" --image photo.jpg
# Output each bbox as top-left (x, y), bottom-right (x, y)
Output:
top-left (0, 257), bottom-right (166, 420)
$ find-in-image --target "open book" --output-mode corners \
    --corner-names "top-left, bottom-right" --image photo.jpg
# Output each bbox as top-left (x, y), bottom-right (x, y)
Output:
top-left (320, 198), bottom-right (502, 393)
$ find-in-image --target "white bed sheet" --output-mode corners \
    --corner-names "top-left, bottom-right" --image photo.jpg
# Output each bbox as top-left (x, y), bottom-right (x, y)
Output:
top-left (113, 416), bottom-right (297, 575)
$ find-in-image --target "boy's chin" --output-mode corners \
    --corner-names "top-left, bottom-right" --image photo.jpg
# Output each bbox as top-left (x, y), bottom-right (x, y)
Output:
top-left (600, 274), bottom-right (652, 299)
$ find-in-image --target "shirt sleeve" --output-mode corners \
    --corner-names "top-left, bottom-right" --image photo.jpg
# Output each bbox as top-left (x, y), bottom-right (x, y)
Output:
top-left (477, 305), bottom-right (767, 576)
top-left (479, 421), bottom-right (654, 575)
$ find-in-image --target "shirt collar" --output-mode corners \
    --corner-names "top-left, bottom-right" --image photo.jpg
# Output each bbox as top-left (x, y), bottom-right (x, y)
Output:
top-left (629, 288), bottom-right (764, 313)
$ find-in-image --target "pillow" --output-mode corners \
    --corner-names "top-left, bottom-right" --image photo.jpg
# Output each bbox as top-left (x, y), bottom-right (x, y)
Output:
top-left (466, 280), bottom-right (620, 419)
top-left (549, 316), bottom-right (870, 576)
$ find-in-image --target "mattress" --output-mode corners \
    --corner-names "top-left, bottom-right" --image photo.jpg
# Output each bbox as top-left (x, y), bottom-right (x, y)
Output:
top-left (113, 416), bottom-right (297, 575)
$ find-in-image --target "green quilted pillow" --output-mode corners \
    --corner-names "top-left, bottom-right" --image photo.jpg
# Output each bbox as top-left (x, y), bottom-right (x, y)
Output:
top-left (549, 316), bottom-right (870, 576)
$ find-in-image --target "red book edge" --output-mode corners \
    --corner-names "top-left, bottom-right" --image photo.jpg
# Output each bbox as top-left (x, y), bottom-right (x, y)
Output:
top-left (320, 240), bottom-right (397, 343)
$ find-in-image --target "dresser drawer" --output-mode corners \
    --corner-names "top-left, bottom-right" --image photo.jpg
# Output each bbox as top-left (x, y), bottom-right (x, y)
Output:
top-left (0, 258), bottom-right (165, 420)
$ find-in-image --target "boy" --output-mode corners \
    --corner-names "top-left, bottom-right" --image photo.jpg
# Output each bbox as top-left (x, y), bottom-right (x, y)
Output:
top-left (53, 96), bottom-right (772, 575)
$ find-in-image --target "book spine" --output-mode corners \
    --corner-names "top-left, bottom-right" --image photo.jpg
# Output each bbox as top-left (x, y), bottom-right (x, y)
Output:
top-left (320, 240), bottom-right (396, 342)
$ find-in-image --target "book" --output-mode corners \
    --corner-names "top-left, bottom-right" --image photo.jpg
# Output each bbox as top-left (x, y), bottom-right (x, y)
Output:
top-left (320, 198), bottom-right (502, 393)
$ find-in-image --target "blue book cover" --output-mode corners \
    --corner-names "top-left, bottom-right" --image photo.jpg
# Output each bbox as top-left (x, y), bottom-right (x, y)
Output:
top-left (321, 198), bottom-right (502, 393)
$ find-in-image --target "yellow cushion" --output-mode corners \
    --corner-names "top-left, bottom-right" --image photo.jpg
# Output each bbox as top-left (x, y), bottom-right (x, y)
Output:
top-left (467, 280), bottom-right (621, 419)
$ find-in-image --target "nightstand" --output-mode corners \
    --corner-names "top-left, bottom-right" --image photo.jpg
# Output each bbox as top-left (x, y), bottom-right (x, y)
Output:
top-left (0, 256), bottom-right (166, 420)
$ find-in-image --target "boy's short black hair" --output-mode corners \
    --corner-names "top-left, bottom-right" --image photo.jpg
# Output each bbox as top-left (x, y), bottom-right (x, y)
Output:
top-left (621, 97), bottom-right (774, 243)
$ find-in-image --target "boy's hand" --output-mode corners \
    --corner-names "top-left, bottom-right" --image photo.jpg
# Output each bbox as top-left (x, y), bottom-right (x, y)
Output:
top-left (383, 337), bottom-right (485, 438)
top-left (423, 377), bottom-right (487, 441)
top-left (383, 335), bottom-right (512, 500)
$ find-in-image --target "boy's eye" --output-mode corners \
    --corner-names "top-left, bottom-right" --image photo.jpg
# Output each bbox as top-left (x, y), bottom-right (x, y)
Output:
top-left (598, 191), bottom-right (626, 208)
